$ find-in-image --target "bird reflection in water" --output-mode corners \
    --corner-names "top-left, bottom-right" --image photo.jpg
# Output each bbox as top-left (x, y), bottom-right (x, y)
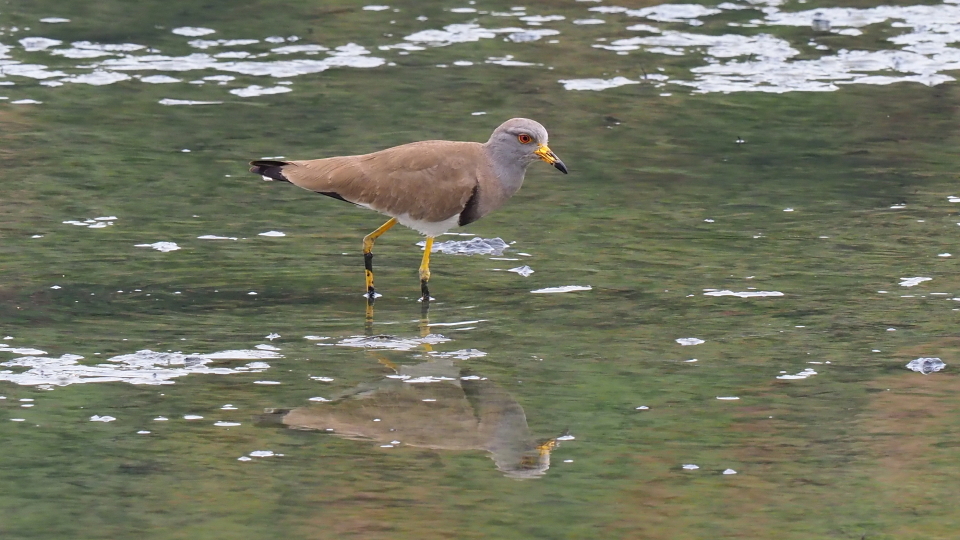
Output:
top-left (263, 305), bottom-right (566, 478)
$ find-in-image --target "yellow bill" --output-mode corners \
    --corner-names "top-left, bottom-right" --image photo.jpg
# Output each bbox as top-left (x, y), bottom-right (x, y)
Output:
top-left (535, 144), bottom-right (568, 174)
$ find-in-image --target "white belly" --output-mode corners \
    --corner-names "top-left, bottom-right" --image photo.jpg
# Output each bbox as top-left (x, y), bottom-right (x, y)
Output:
top-left (395, 212), bottom-right (461, 237)
top-left (356, 202), bottom-right (461, 237)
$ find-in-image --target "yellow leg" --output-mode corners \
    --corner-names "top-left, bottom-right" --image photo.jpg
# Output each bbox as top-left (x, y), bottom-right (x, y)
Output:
top-left (362, 218), bottom-right (397, 298)
top-left (369, 351), bottom-right (398, 371)
top-left (419, 237), bottom-right (434, 301)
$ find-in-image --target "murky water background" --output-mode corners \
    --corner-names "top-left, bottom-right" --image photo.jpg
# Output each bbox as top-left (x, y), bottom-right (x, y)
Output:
top-left (3, 0), bottom-right (960, 538)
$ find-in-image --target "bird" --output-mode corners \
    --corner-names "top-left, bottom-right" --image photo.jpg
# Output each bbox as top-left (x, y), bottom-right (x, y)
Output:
top-left (249, 117), bottom-right (567, 301)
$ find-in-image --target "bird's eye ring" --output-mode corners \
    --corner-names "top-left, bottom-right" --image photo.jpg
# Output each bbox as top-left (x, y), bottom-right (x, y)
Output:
top-left (517, 133), bottom-right (533, 144)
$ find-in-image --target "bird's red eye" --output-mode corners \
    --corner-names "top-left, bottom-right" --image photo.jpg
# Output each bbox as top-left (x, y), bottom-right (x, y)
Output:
top-left (517, 134), bottom-right (533, 144)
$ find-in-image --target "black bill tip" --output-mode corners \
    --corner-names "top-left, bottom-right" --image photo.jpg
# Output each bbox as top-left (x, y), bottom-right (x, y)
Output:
top-left (554, 160), bottom-right (568, 174)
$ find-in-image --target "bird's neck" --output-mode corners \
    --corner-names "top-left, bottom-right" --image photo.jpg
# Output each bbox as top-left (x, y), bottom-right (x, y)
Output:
top-left (482, 145), bottom-right (528, 198)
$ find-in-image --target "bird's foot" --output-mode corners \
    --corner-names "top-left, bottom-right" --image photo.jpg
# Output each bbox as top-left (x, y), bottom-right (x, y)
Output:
top-left (420, 280), bottom-right (431, 303)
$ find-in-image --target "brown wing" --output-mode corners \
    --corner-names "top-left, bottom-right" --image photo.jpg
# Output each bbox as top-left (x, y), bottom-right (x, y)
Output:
top-left (280, 140), bottom-right (485, 223)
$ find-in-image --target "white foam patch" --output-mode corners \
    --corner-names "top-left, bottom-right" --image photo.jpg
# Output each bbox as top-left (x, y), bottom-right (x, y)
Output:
top-left (337, 334), bottom-right (451, 351)
top-left (531, 285), bottom-right (592, 294)
top-left (403, 23), bottom-right (527, 46)
top-left (596, 31), bottom-right (797, 59)
top-left (426, 320), bottom-right (485, 327)
top-left (40, 18), bottom-right (71, 23)
top-left (214, 421), bottom-right (241, 427)
top-left (776, 368), bottom-right (817, 380)
top-left (61, 70), bottom-right (131, 85)
top-left (49, 41), bottom-right (145, 60)
top-left (419, 237), bottom-right (510, 255)
top-left (172, 27), bottom-right (216, 37)
top-left (258, 230), bottom-right (286, 237)
top-left (682, 464), bottom-right (699, 470)
top-left (626, 23), bottom-right (663, 32)
top-left (1, 59), bottom-right (66, 79)
top-left (427, 348), bottom-right (487, 360)
top-left (20, 37), bottom-right (62, 51)
top-left (507, 265), bottom-right (534, 277)
top-left (272, 44), bottom-right (329, 54)
top-left (586, 6), bottom-right (626, 13)
top-left (11, 99), bottom-right (42, 104)
top-left (141, 75), bottom-right (181, 83)
top-left (135, 242), bottom-right (180, 252)
top-left (308, 396), bottom-right (330, 402)
top-left (159, 99), bottom-right (223, 105)
top-left (676, 337), bottom-right (705, 346)
top-left (627, 4), bottom-right (722, 24)
top-left (900, 276), bottom-right (932, 287)
top-left (716, 396), bottom-right (740, 400)
top-left (906, 357), bottom-right (946, 374)
top-left (90, 415), bottom-right (116, 422)
top-left (187, 39), bottom-right (259, 49)
top-left (704, 290), bottom-right (784, 298)
top-left (519, 14), bottom-right (565, 23)
top-left (404, 376), bottom-right (457, 384)
top-left (0, 345), bottom-right (47, 355)
top-left (50, 48), bottom-right (114, 59)
top-left (586, 3), bottom-right (960, 94)
top-left (364, 5), bottom-right (391, 11)
top-left (0, 349), bottom-right (277, 387)
top-left (93, 51), bottom-right (367, 77)
top-left (559, 76), bottom-right (640, 91)
top-left (63, 217), bottom-right (115, 228)
top-left (573, 19), bottom-right (606, 25)
top-left (507, 29), bottom-right (561, 42)
top-left (249, 450), bottom-right (277, 457)
top-left (486, 55), bottom-right (537, 66)
top-left (230, 85), bottom-right (292, 97)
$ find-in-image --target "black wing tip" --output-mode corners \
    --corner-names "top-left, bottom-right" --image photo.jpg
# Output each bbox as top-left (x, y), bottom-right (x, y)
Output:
top-left (250, 159), bottom-right (289, 167)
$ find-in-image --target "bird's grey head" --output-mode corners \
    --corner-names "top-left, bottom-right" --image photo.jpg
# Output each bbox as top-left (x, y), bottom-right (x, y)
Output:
top-left (485, 118), bottom-right (567, 174)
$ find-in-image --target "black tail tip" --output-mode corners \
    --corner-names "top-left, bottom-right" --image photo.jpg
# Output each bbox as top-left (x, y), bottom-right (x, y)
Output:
top-left (249, 160), bottom-right (291, 182)
top-left (254, 408), bottom-right (291, 426)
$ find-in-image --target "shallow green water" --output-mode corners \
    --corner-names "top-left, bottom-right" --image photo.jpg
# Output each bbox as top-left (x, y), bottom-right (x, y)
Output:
top-left (3, 0), bottom-right (960, 538)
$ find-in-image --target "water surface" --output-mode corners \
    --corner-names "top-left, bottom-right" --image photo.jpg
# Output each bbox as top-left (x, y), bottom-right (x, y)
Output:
top-left (2, 0), bottom-right (960, 538)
